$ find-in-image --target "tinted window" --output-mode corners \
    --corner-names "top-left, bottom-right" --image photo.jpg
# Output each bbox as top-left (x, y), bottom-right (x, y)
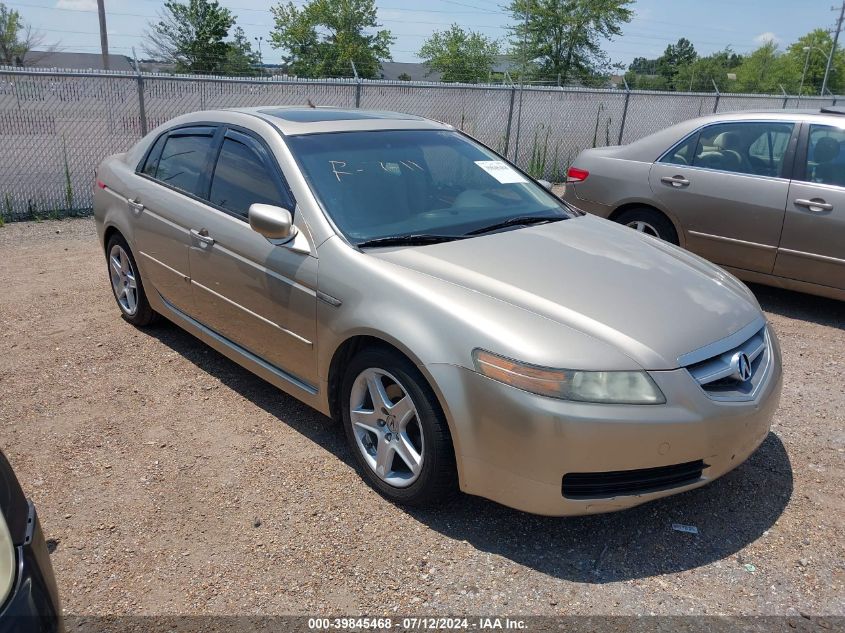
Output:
top-left (141, 134), bottom-right (167, 177)
top-left (803, 124), bottom-right (845, 187)
top-left (660, 132), bottom-right (699, 166)
top-left (209, 136), bottom-right (287, 218)
top-left (287, 129), bottom-right (572, 244)
top-left (690, 122), bottom-right (794, 176)
top-left (155, 132), bottom-right (215, 195)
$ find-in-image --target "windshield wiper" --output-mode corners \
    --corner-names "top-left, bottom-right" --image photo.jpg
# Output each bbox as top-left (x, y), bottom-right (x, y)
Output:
top-left (356, 234), bottom-right (467, 248)
top-left (464, 215), bottom-right (564, 236)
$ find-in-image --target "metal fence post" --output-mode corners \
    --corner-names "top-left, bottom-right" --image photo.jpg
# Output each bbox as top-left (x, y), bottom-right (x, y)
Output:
top-left (136, 75), bottom-right (148, 137)
top-left (503, 73), bottom-right (516, 158)
top-left (712, 79), bottom-right (721, 113)
top-left (617, 77), bottom-right (631, 145)
top-left (351, 61), bottom-right (361, 108)
top-left (780, 84), bottom-right (788, 109)
top-left (132, 49), bottom-right (147, 137)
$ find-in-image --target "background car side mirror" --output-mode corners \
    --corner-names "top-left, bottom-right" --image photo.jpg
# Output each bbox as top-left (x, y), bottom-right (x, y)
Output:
top-left (249, 204), bottom-right (298, 242)
top-left (537, 179), bottom-right (553, 191)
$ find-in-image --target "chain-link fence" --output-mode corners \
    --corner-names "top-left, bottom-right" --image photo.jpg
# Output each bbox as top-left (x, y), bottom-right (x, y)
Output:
top-left (0, 66), bottom-right (841, 221)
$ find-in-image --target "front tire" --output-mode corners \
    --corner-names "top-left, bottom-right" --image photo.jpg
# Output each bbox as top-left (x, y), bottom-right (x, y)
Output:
top-left (341, 347), bottom-right (457, 507)
top-left (614, 207), bottom-right (679, 245)
top-left (106, 234), bottom-right (157, 327)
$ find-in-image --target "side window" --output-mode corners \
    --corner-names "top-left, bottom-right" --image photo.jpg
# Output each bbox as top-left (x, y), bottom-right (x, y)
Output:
top-left (208, 133), bottom-right (288, 219)
top-left (690, 122), bottom-right (794, 176)
top-left (155, 130), bottom-right (216, 196)
top-left (659, 132), bottom-right (698, 166)
top-left (803, 124), bottom-right (845, 187)
top-left (141, 134), bottom-right (167, 177)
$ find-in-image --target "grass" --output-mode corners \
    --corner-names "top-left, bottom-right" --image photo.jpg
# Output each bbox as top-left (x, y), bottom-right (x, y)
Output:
top-left (62, 136), bottom-right (74, 211)
top-left (527, 124), bottom-right (551, 179)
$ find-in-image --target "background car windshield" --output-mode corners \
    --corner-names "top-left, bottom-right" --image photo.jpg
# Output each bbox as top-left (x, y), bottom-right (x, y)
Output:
top-left (287, 130), bottom-right (572, 243)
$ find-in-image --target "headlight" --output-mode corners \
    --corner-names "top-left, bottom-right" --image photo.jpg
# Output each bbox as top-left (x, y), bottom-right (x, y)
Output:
top-left (0, 512), bottom-right (14, 606)
top-left (472, 349), bottom-right (665, 404)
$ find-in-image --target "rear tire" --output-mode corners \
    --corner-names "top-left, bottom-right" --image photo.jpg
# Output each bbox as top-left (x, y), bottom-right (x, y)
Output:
top-left (341, 347), bottom-right (457, 507)
top-left (105, 234), bottom-right (157, 327)
top-left (614, 207), bottom-right (679, 245)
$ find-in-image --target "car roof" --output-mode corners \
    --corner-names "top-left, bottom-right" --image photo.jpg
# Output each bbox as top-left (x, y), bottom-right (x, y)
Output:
top-left (607, 107), bottom-right (845, 162)
top-left (223, 106), bottom-right (451, 135)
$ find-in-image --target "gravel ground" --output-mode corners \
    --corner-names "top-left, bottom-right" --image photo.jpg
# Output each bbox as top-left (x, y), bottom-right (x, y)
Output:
top-left (0, 217), bottom-right (843, 617)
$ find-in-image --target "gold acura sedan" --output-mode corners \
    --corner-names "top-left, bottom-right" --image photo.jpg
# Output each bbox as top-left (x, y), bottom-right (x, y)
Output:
top-left (94, 107), bottom-right (782, 516)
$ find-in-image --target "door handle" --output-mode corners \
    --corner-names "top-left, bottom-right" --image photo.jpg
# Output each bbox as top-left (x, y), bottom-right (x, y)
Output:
top-left (127, 199), bottom-right (144, 215)
top-left (190, 228), bottom-right (215, 248)
top-left (794, 198), bottom-right (833, 212)
top-left (661, 175), bottom-right (690, 188)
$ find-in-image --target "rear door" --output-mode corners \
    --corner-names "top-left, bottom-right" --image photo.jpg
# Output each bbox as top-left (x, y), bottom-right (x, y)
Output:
top-left (132, 126), bottom-right (218, 314)
top-left (187, 127), bottom-right (319, 388)
top-left (648, 120), bottom-right (796, 273)
top-left (774, 122), bottom-right (845, 291)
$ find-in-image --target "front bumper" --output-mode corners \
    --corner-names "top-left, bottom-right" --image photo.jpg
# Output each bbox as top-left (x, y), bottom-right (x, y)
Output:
top-left (428, 334), bottom-right (783, 516)
top-left (0, 504), bottom-right (63, 633)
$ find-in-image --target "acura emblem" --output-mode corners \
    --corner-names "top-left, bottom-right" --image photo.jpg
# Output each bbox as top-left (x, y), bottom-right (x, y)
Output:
top-left (730, 352), bottom-right (753, 383)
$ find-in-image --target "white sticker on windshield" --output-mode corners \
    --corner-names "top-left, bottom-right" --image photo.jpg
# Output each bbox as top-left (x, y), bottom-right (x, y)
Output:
top-left (474, 160), bottom-right (528, 184)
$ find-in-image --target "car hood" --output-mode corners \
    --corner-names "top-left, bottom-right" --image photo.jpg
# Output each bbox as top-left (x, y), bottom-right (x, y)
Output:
top-left (369, 215), bottom-right (762, 369)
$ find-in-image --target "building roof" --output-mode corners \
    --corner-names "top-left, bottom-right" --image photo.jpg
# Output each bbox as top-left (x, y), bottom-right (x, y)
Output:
top-left (22, 51), bottom-right (135, 72)
top-left (378, 62), bottom-right (441, 82)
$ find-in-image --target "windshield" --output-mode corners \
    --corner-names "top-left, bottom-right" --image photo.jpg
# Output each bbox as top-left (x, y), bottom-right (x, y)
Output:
top-left (286, 129), bottom-right (574, 245)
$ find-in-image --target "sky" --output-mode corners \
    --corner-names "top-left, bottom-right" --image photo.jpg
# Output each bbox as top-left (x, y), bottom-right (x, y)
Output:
top-left (7, 0), bottom-right (840, 69)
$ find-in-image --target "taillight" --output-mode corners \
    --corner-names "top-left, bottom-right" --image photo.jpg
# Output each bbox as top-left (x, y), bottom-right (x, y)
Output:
top-left (566, 167), bottom-right (589, 183)
top-left (96, 180), bottom-right (107, 190)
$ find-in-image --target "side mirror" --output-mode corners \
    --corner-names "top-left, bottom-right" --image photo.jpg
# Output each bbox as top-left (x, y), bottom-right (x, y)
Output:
top-left (537, 179), bottom-right (553, 191)
top-left (249, 203), bottom-right (298, 242)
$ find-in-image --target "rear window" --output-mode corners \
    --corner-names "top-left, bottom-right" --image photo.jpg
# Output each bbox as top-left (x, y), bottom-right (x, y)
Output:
top-left (144, 127), bottom-right (216, 196)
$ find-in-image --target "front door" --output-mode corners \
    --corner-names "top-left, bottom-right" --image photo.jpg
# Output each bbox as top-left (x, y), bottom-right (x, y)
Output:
top-left (649, 120), bottom-right (796, 274)
top-left (187, 128), bottom-right (319, 388)
top-left (774, 122), bottom-right (845, 291)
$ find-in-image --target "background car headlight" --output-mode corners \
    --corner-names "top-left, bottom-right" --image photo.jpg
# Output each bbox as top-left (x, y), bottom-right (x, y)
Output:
top-left (0, 512), bottom-right (14, 606)
top-left (473, 349), bottom-right (665, 404)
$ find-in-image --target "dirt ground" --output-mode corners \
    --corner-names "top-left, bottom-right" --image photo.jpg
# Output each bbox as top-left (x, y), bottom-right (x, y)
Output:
top-left (0, 217), bottom-right (843, 617)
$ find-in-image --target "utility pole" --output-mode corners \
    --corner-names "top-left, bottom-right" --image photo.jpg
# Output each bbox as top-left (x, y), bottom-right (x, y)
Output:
top-left (97, 0), bottom-right (109, 70)
top-left (513, 2), bottom-right (529, 162)
top-left (822, 0), bottom-right (845, 96)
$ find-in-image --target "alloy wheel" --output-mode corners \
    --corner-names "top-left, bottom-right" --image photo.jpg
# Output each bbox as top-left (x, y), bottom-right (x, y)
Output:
top-left (109, 244), bottom-right (138, 316)
top-left (626, 220), bottom-right (661, 238)
top-left (349, 367), bottom-right (425, 488)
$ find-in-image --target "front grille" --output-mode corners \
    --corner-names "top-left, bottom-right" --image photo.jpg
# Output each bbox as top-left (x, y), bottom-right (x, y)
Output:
top-left (562, 459), bottom-right (706, 499)
top-left (685, 326), bottom-right (769, 401)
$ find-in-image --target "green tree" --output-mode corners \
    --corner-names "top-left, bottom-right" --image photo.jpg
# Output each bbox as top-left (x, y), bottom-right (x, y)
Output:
top-left (0, 3), bottom-right (45, 65)
top-left (656, 37), bottom-right (696, 82)
top-left (145, 0), bottom-right (235, 73)
top-left (269, 0), bottom-right (393, 78)
top-left (507, 0), bottom-right (633, 85)
top-left (419, 24), bottom-right (500, 83)
top-left (222, 26), bottom-right (261, 76)
top-left (672, 48), bottom-right (743, 92)
top-left (782, 29), bottom-right (845, 94)
top-left (623, 70), bottom-right (668, 90)
top-left (733, 39), bottom-right (789, 93)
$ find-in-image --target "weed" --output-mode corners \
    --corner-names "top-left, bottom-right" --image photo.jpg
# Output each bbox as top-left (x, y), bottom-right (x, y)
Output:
top-left (527, 125), bottom-right (551, 179)
top-left (592, 103), bottom-right (605, 148)
top-left (62, 136), bottom-right (74, 212)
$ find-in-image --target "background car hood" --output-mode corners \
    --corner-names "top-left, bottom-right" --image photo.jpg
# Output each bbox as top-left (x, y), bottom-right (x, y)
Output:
top-left (369, 215), bottom-right (762, 369)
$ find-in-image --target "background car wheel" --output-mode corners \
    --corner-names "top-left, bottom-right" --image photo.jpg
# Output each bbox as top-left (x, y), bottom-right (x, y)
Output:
top-left (106, 234), bottom-right (157, 327)
top-left (614, 207), bottom-right (679, 245)
top-left (341, 347), bottom-right (457, 507)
